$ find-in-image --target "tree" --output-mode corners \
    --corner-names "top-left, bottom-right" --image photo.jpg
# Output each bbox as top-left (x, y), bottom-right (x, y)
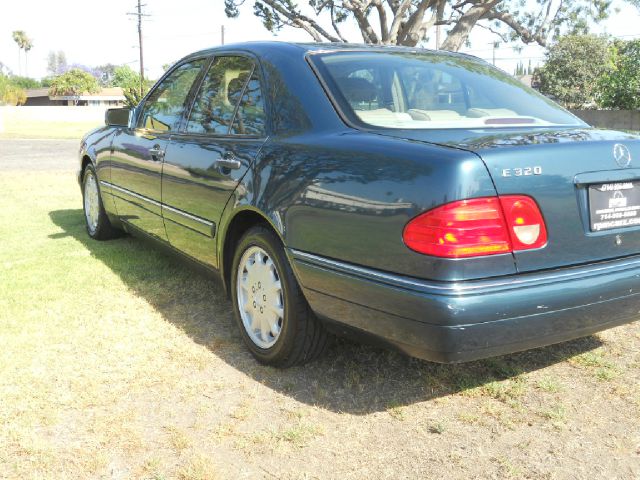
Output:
top-left (94, 64), bottom-right (118, 87)
top-left (9, 76), bottom-right (40, 89)
top-left (224, 0), bottom-right (612, 51)
top-left (0, 74), bottom-right (26, 105)
top-left (12, 31), bottom-right (27, 75)
top-left (111, 65), bottom-right (140, 89)
top-left (598, 39), bottom-right (640, 110)
top-left (534, 35), bottom-right (610, 109)
top-left (514, 61), bottom-right (525, 76)
top-left (11, 31), bottom-right (33, 76)
top-left (46, 51), bottom-right (68, 76)
top-left (109, 65), bottom-right (150, 107)
top-left (23, 37), bottom-right (33, 77)
top-left (49, 68), bottom-right (100, 105)
top-left (123, 88), bottom-right (145, 108)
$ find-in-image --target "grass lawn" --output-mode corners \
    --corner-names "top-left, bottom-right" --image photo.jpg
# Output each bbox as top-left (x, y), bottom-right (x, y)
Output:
top-left (0, 165), bottom-right (639, 479)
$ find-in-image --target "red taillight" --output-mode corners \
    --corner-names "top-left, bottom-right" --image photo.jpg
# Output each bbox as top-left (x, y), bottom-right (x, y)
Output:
top-left (403, 195), bottom-right (546, 258)
top-left (500, 195), bottom-right (548, 250)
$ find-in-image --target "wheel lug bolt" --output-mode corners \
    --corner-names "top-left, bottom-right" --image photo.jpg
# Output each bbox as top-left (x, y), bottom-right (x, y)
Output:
top-left (253, 301), bottom-right (256, 308)
top-left (258, 281), bottom-right (261, 289)
top-left (260, 307), bottom-right (263, 313)
top-left (252, 286), bottom-right (255, 293)
top-left (263, 294), bottom-right (266, 301)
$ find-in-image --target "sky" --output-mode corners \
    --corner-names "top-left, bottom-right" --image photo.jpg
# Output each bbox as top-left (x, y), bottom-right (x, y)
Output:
top-left (1, 0), bottom-right (639, 81)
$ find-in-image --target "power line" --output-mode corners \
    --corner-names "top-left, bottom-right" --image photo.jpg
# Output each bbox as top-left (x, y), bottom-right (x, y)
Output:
top-left (127, 1), bottom-right (150, 97)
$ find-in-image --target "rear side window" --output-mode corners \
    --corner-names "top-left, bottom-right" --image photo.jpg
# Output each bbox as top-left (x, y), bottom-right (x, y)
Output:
top-left (186, 56), bottom-right (266, 136)
top-left (230, 70), bottom-right (265, 135)
top-left (310, 51), bottom-right (585, 130)
top-left (137, 59), bottom-right (205, 132)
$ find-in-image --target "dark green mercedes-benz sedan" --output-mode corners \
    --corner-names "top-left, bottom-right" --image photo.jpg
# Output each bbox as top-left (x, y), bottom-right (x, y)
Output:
top-left (79, 41), bottom-right (640, 367)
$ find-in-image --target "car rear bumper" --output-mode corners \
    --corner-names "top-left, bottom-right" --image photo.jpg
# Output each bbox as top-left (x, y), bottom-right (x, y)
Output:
top-left (289, 249), bottom-right (640, 363)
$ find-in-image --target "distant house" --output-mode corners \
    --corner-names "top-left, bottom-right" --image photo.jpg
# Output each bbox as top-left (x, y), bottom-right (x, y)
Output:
top-left (24, 87), bottom-right (125, 107)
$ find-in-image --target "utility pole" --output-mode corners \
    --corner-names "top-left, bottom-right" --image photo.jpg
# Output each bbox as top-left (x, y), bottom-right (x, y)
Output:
top-left (491, 41), bottom-right (500, 66)
top-left (128, 1), bottom-right (149, 97)
top-left (221, 25), bottom-right (225, 45)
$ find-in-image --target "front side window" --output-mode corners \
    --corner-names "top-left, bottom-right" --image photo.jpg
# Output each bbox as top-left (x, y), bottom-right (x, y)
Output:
top-left (186, 56), bottom-right (266, 136)
top-left (310, 51), bottom-right (585, 130)
top-left (137, 59), bottom-right (206, 132)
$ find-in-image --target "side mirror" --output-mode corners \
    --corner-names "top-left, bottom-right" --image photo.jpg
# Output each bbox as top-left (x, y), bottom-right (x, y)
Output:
top-left (105, 108), bottom-right (131, 127)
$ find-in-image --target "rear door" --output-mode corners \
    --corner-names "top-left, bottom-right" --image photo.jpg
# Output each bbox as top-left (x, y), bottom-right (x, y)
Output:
top-left (109, 58), bottom-right (207, 240)
top-left (161, 55), bottom-right (268, 267)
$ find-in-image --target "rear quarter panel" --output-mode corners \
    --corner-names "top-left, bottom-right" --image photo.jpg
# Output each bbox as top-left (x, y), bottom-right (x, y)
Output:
top-left (226, 131), bottom-right (518, 282)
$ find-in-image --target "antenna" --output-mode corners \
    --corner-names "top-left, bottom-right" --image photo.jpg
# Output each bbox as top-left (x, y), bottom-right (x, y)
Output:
top-left (127, 1), bottom-right (150, 97)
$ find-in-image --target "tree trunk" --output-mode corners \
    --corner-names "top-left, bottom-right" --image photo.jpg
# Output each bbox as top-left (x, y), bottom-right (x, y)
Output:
top-left (440, 2), bottom-right (499, 51)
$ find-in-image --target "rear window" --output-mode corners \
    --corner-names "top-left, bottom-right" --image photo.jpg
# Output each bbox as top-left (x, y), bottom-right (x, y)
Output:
top-left (309, 51), bottom-right (585, 130)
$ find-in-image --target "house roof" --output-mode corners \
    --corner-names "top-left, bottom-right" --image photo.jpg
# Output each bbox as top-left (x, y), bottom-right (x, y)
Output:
top-left (26, 88), bottom-right (50, 98)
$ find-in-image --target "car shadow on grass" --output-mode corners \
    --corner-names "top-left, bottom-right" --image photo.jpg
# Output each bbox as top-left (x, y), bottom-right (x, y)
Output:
top-left (50, 208), bottom-right (603, 414)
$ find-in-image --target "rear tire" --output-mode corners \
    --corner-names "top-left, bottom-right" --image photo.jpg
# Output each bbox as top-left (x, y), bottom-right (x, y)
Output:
top-left (82, 164), bottom-right (117, 240)
top-left (230, 226), bottom-right (329, 367)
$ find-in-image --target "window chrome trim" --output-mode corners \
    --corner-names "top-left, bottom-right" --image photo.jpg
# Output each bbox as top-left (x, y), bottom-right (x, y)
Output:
top-left (100, 180), bottom-right (213, 227)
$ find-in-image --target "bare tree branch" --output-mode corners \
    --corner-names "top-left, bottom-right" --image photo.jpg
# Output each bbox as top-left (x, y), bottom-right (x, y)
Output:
top-left (226, 0), bottom-right (611, 53)
top-left (440, 0), bottom-right (501, 51)
top-left (386, 0), bottom-right (401, 15)
top-left (330, 3), bottom-right (349, 42)
top-left (388, 0), bottom-right (414, 42)
top-left (344, 0), bottom-right (380, 43)
top-left (396, 0), bottom-right (436, 45)
top-left (261, 0), bottom-right (341, 42)
top-left (372, 0), bottom-right (390, 42)
top-left (535, 0), bottom-right (561, 38)
top-left (484, 8), bottom-right (549, 46)
top-left (476, 21), bottom-right (509, 42)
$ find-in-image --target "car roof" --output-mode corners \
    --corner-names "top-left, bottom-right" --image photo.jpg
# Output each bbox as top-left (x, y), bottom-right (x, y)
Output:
top-left (180, 41), bottom-right (482, 63)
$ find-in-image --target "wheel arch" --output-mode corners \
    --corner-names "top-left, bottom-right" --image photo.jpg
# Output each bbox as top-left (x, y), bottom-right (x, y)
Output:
top-left (219, 207), bottom-right (285, 296)
top-left (80, 155), bottom-right (93, 179)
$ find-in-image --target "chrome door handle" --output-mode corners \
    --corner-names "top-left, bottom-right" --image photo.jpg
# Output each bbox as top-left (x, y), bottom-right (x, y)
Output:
top-left (149, 145), bottom-right (165, 161)
top-left (216, 157), bottom-right (241, 170)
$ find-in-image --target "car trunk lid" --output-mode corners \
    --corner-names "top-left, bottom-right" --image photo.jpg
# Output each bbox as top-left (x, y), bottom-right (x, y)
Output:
top-left (377, 127), bottom-right (640, 273)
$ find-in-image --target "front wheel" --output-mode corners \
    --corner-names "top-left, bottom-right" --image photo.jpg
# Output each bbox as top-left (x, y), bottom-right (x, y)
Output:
top-left (230, 226), bottom-right (329, 367)
top-left (82, 165), bottom-right (117, 240)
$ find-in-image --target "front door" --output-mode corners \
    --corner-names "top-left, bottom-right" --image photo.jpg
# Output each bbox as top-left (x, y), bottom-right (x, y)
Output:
top-left (108, 59), bottom-right (207, 240)
top-left (161, 55), bottom-right (268, 267)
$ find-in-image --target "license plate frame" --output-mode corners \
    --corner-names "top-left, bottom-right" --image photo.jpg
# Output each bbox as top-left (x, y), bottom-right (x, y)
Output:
top-left (588, 181), bottom-right (640, 232)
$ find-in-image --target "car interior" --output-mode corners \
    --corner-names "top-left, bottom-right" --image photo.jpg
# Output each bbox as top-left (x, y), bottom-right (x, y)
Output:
top-left (327, 59), bottom-right (547, 129)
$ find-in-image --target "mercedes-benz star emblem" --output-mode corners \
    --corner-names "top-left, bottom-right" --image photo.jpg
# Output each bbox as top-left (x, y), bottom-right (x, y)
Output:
top-left (613, 144), bottom-right (632, 168)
